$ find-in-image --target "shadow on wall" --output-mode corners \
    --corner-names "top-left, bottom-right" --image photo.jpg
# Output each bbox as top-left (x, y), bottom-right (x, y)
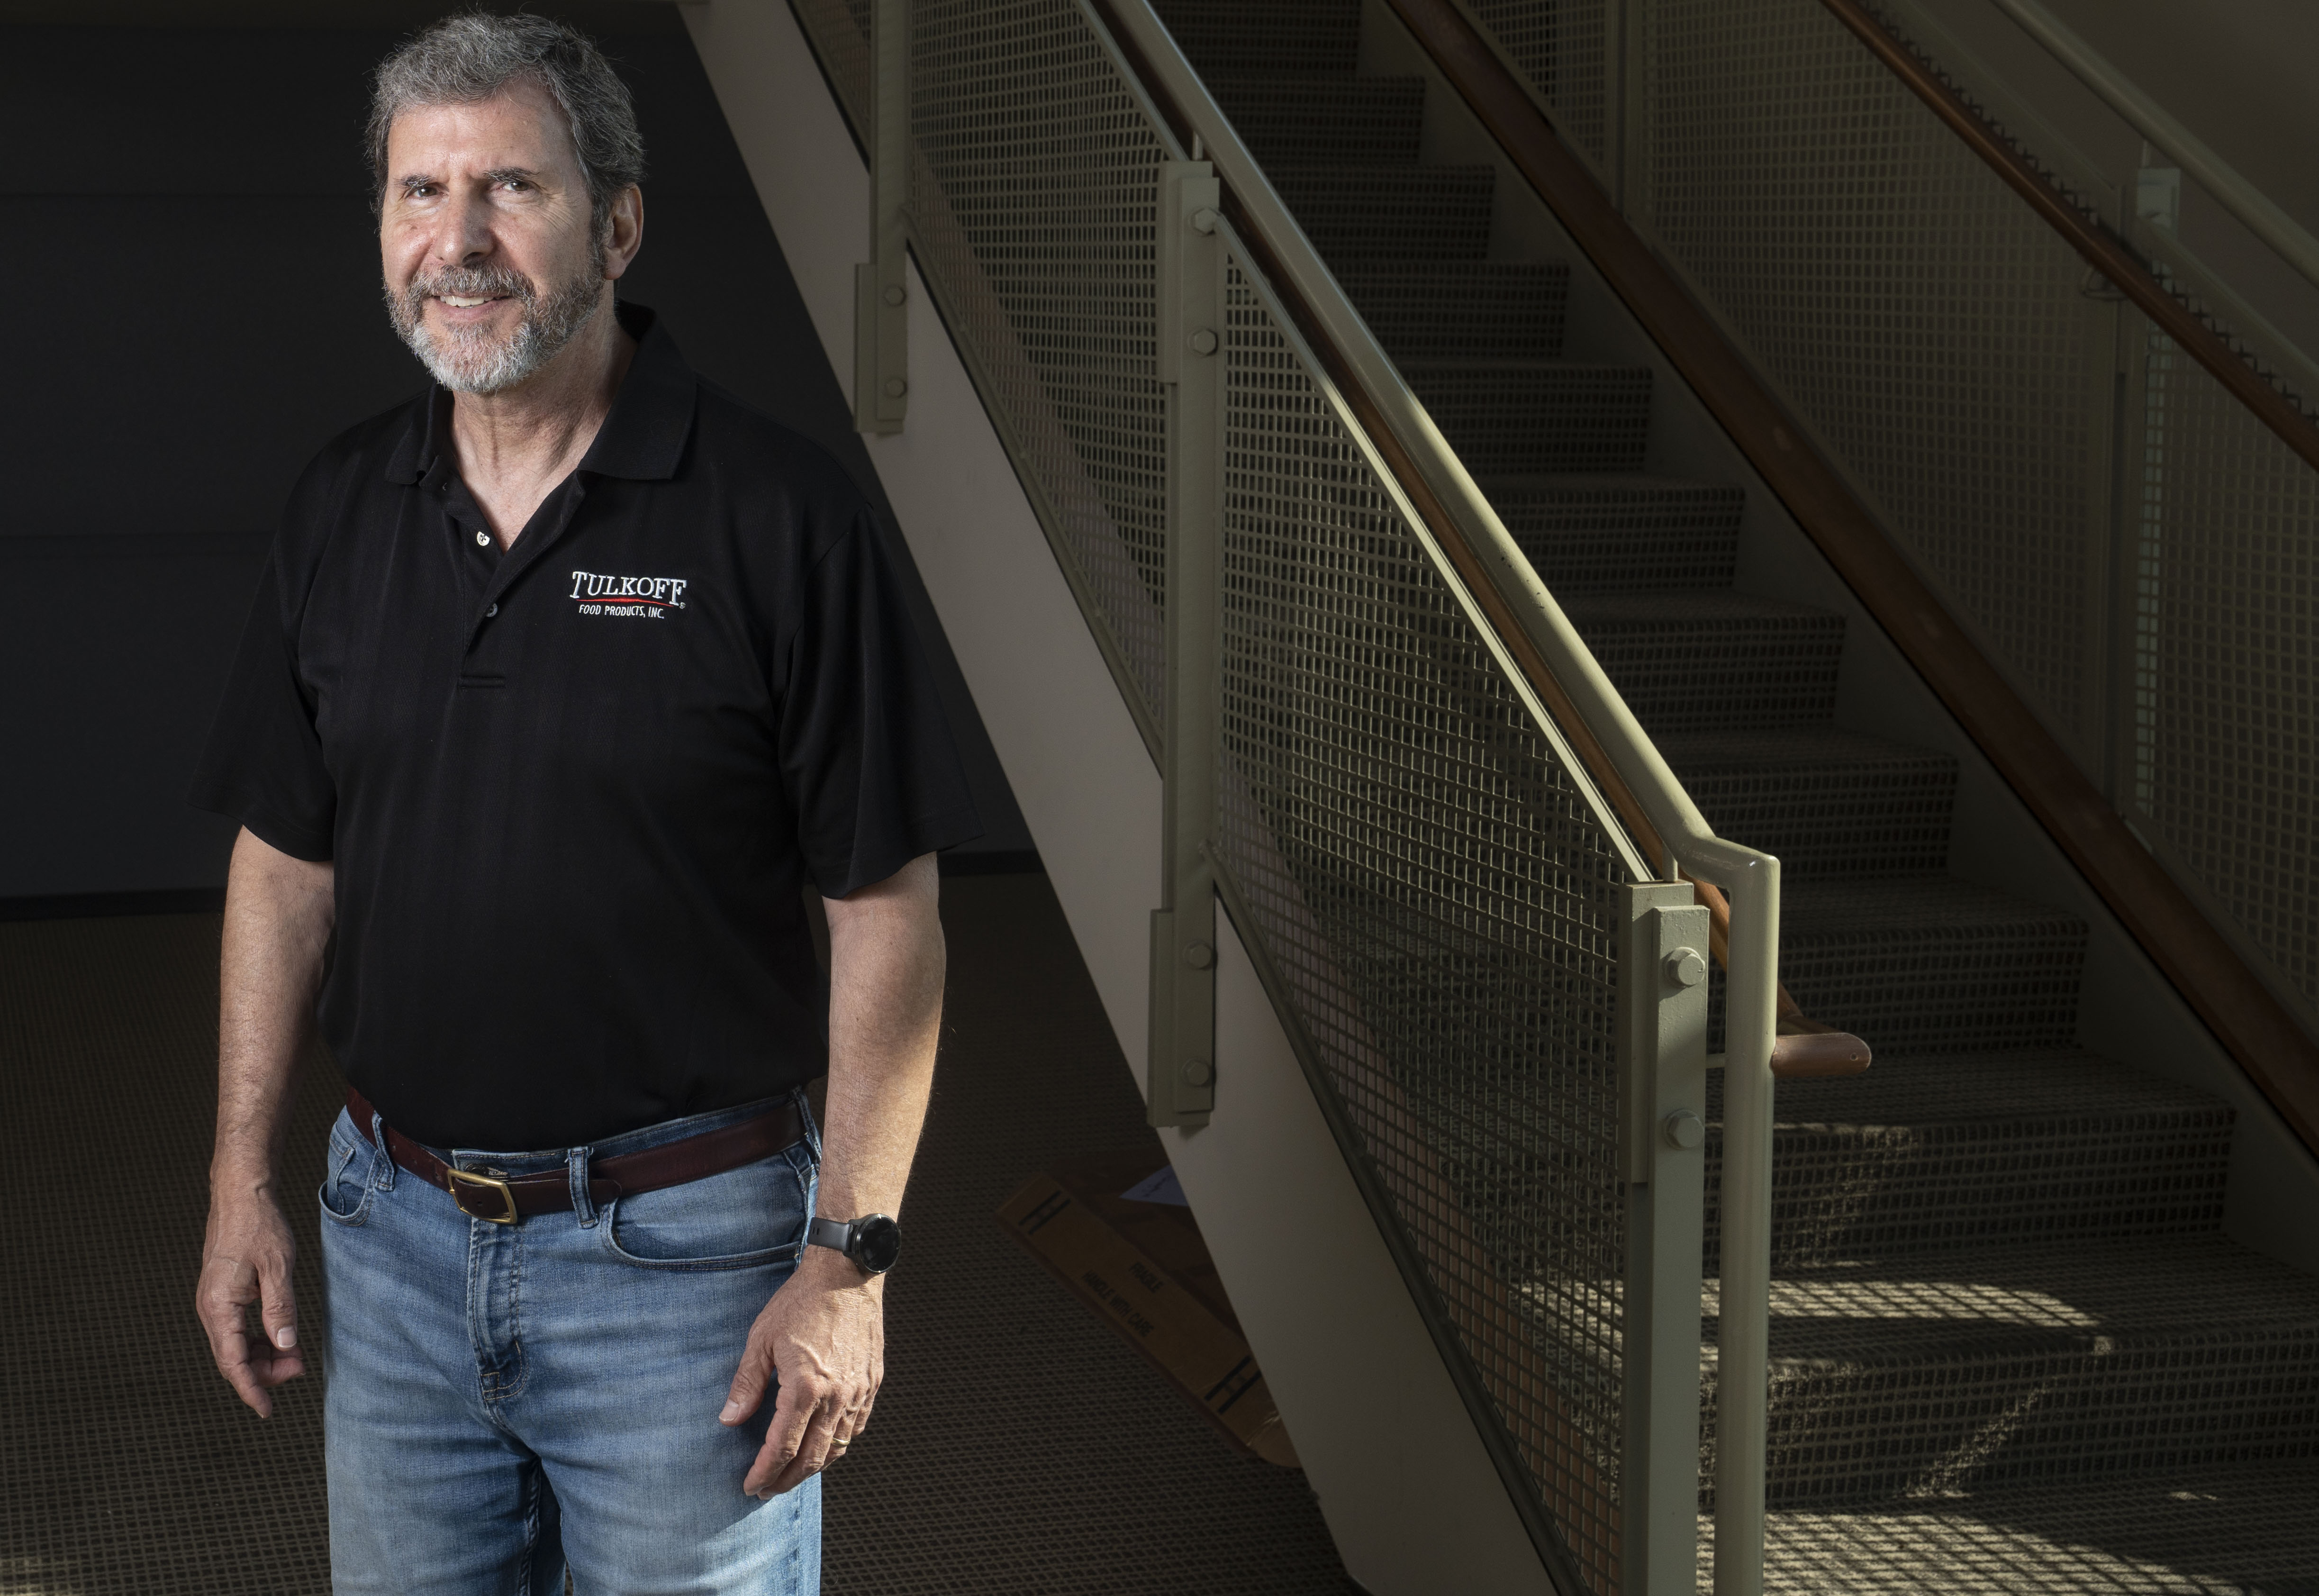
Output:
top-left (0, 7), bottom-right (1029, 903)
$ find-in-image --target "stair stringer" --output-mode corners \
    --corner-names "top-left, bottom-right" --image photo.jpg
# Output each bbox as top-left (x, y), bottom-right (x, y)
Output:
top-left (680, 3), bottom-right (1558, 1590)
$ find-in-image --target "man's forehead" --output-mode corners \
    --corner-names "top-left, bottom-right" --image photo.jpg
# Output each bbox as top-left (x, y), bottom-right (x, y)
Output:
top-left (386, 82), bottom-right (575, 173)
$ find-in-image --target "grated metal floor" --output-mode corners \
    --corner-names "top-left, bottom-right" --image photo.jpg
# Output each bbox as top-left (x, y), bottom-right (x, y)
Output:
top-left (0, 878), bottom-right (1353, 1594)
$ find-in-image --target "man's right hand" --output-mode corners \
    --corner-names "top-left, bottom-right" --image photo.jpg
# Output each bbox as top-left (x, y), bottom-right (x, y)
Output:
top-left (196, 1180), bottom-right (305, 1417)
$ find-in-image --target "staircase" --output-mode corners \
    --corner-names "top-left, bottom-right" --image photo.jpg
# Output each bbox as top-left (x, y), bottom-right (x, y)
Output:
top-left (1151, 0), bottom-right (2319, 1586)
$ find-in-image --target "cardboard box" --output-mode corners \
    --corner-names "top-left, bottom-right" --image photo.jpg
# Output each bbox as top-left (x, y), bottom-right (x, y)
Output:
top-left (997, 1156), bottom-right (1298, 1467)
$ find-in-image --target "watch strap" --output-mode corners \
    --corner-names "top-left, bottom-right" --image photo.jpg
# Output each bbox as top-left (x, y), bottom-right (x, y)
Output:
top-left (806, 1216), bottom-right (852, 1253)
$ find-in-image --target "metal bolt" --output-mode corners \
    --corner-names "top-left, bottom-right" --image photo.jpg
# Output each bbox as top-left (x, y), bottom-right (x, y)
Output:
top-left (1188, 328), bottom-right (1219, 356)
top-left (1183, 1057), bottom-right (1214, 1087)
top-left (882, 284), bottom-right (906, 307)
top-left (1663, 1109), bottom-right (1705, 1150)
top-left (1664, 946), bottom-right (1708, 988)
top-left (1184, 940), bottom-right (1214, 970)
top-left (1189, 207), bottom-right (1218, 235)
top-left (883, 377), bottom-right (907, 399)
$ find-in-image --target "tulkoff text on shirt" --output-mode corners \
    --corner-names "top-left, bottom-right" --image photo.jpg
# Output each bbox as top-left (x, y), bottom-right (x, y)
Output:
top-left (568, 569), bottom-right (688, 617)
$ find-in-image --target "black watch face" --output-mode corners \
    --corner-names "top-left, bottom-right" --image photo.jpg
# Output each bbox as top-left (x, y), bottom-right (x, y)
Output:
top-left (852, 1215), bottom-right (902, 1274)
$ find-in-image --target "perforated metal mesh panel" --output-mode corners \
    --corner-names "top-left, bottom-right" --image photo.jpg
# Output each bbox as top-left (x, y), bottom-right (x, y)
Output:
top-left (784, 4), bottom-right (1653, 1585)
top-left (1214, 255), bottom-right (1639, 1596)
top-left (1465, 0), bottom-right (1610, 174)
top-left (2135, 336), bottom-right (2319, 1016)
top-left (796, 0), bottom-right (1172, 724)
top-left (1636, 0), bottom-right (2104, 760)
top-left (791, 0), bottom-right (874, 130)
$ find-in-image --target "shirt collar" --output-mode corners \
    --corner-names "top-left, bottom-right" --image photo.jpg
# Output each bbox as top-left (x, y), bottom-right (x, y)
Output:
top-left (383, 301), bottom-right (696, 486)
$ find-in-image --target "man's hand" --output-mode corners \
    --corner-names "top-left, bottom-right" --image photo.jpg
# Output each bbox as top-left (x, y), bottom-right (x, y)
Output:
top-left (720, 1247), bottom-right (885, 1496)
top-left (201, 826), bottom-right (333, 1418)
top-left (196, 1180), bottom-right (306, 1417)
top-left (719, 851), bottom-right (940, 1498)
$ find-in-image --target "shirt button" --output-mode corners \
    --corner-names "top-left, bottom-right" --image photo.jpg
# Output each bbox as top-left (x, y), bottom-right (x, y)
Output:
top-left (485, 603), bottom-right (499, 617)
top-left (474, 530), bottom-right (490, 547)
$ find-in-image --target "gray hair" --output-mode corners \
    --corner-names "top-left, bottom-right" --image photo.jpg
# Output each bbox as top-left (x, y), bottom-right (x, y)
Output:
top-left (367, 12), bottom-right (646, 230)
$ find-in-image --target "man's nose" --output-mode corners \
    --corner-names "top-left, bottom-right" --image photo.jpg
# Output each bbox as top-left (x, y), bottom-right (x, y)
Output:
top-left (431, 193), bottom-right (496, 267)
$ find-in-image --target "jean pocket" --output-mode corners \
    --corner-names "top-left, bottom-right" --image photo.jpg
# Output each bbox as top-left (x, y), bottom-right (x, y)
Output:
top-left (317, 1122), bottom-right (375, 1227)
top-left (599, 1146), bottom-right (811, 1271)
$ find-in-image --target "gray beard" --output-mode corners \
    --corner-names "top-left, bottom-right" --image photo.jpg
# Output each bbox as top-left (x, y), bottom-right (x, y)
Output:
top-left (388, 252), bottom-right (606, 396)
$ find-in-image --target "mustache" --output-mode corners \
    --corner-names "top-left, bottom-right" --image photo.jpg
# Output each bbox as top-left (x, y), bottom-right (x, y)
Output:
top-left (399, 263), bottom-right (538, 318)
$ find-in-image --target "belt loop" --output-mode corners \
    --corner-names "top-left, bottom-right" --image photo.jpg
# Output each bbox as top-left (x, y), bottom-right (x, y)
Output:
top-left (368, 1113), bottom-right (398, 1192)
top-left (567, 1145), bottom-right (598, 1227)
top-left (796, 1086), bottom-right (823, 1162)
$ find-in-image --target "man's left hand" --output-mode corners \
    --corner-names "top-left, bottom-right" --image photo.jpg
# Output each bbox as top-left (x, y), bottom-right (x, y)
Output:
top-left (720, 1246), bottom-right (884, 1496)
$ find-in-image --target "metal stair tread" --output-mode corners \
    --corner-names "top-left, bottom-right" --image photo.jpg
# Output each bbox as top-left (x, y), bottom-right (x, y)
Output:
top-left (1721, 1047), bottom-right (2227, 1134)
top-left (1400, 357), bottom-right (1649, 375)
top-left (1656, 725), bottom-right (1954, 777)
top-left (1202, 74), bottom-right (1425, 165)
top-left (1478, 471), bottom-right (1732, 497)
top-left (1743, 1458), bottom-right (2319, 1595)
top-left (1711, 1234), bottom-right (2319, 1361)
top-left (1559, 589), bottom-right (1840, 626)
top-left (1782, 874), bottom-right (2083, 938)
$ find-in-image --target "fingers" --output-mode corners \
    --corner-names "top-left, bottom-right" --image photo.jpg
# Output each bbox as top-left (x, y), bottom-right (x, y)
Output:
top-left (196, 1257), bottom-right (305, 1419)
top-left (197, 1196), bottom-right (306, 1419)
top-left (744, 1376), bottom-right (822, 1497)
top-left (720, 1329), bottom-right (775, 1427)
top-left (765, 1394), bottom-right (845, 1497)
top-left (258, 1251), bottom-right (300, 1364)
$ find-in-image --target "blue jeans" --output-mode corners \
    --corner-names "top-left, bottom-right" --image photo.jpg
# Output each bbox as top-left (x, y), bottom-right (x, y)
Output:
top-left (317, 1094), bottom-right (823, 1595)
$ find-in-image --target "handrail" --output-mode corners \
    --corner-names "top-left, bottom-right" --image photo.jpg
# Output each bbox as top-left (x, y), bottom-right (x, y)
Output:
top-left (1086, 0), bottom-right (1868, 1080)
top-left (1979, 0), bottom-right (2319, 295)
top-left (1083, 3), bottom-right (1801, 1590)
top-left (1815, 0), bottom-right (2319, 471)
top-left (1387, 0), bottom-right (2319, 1161)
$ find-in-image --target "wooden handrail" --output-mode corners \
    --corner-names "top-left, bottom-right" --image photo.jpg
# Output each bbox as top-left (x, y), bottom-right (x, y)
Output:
top-left (1383, 0), bottom-right (2319, 1151)
top-left (1818, 0), bottom-right (2319, 473)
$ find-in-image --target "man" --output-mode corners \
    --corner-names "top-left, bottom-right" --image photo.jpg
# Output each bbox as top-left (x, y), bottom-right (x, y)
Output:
top-left (190, 16), bottom-right (978, 1592)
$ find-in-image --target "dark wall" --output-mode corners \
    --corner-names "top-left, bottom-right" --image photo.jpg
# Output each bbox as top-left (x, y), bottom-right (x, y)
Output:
top-left (0, 15), bottom-right (1031, 901)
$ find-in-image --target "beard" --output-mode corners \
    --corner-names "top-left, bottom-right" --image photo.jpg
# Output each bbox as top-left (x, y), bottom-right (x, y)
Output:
top-left (387, 243), bottom-right (606, 396)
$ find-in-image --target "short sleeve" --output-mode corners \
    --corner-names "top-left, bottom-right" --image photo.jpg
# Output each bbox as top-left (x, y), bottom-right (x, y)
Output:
top-left (189, 556), bottom-right (337, 861)
top-left (779, 511), bottom-right (983, 897)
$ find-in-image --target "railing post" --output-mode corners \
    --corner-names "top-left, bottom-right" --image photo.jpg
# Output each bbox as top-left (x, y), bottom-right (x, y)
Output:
top-left (853, 0), bottom-right (908, 434)
top-left (1621, 882), bottom-right (1711, 1596)
top-left (1616, 0), bottom-right (1649, 221)
top-left (1712, 854), bottom-right (1781, 1596)
top-left (1148, 160), bottom-right (1223, 1126)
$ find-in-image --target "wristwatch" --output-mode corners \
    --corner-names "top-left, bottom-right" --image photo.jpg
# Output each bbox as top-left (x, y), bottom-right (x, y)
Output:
top-left (806, 1213), bottom-right (902, 1275)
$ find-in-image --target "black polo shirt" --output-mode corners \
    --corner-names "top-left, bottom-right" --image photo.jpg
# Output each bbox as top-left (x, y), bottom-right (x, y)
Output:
top-left (193, 304), bottom-right (980, 1151)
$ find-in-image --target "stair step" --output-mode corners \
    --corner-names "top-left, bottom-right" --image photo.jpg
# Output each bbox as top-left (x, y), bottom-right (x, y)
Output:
top-left (1402, 358), bottom-right (1653, 473)
top-left (1768, 876), bottom-right (2089, 1053)
top-left (1208, 74), bottom-right (1426, 167)
top-left (1559, 590), bottom-right (1847, 732)
top-left (1657, 727), bottom-right (1957, 876)
top-left (1150, 0), bottom-right (1363, 76)
top-left (1697, 1238), bottom-right (2319, 1506)
top-left (1483, 473), bottom-right (1741, 591)
top-left (1704, 1050), bottom-right (2233, 1267)
top-left (1338, 262), bottom-right (1571, 363)
top-left (1268, 162), bottom-right (1496, 262)
top-left (1737, 1458), bottom-right (2319, 1594)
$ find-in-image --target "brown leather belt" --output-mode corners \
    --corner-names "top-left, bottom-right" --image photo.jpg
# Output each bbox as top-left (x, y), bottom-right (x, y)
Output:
top-left (345, 1086), bottom-right (807, 1225)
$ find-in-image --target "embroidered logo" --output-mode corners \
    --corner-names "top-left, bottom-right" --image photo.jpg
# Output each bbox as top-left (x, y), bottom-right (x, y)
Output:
top-left (569, 569), bottom-right (688, 619)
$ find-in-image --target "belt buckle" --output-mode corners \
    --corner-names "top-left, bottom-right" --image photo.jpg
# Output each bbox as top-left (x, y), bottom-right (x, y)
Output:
top-left (446, 1168), bottom-right (519, 1225)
